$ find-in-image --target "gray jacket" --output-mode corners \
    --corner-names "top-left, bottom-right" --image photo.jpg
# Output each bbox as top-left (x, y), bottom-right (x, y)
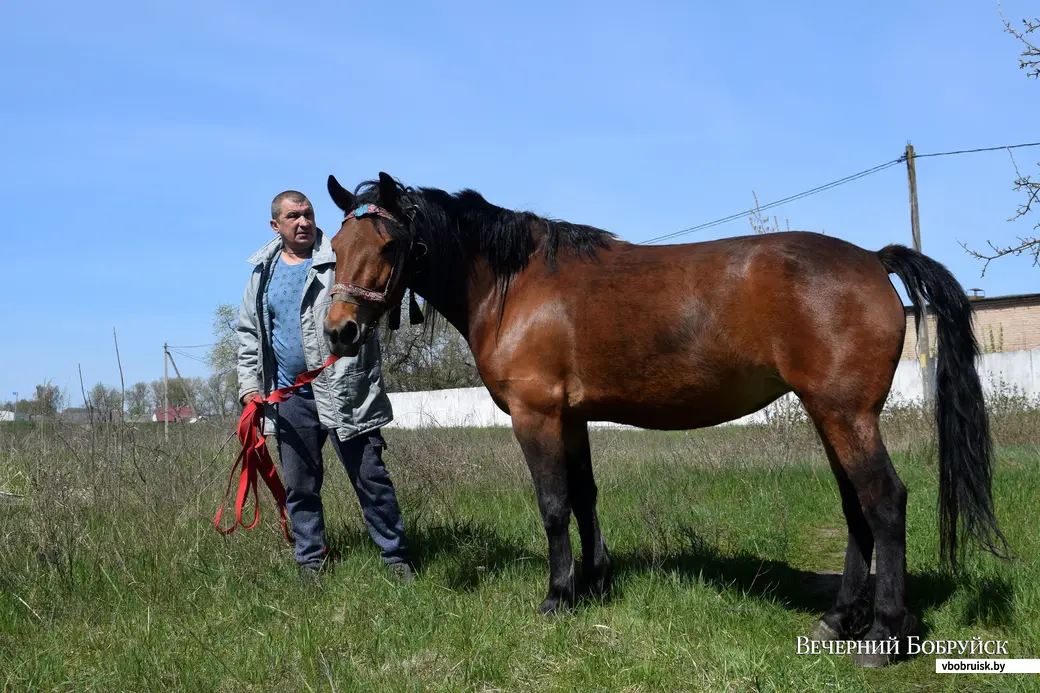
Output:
top-left (236, 229), bottom-right (393, 441)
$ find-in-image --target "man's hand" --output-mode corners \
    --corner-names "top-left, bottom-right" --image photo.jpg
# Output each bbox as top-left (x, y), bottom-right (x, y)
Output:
top-left (241, 392), bottom-right (261, 406)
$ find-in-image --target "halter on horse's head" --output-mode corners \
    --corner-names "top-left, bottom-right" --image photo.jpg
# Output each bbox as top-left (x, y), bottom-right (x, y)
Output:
top-left (324, 178), bottom-right (425, 355)
top-left (329, 204), bottom-right (405, 307)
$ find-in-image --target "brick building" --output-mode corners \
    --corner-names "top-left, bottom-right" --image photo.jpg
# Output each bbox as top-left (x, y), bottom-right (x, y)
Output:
top-left (900, 292), bottom-right (1040, 360)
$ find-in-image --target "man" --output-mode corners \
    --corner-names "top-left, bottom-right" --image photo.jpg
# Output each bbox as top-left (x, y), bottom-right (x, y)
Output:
top-left (236, 189), bottom-right (413, 582)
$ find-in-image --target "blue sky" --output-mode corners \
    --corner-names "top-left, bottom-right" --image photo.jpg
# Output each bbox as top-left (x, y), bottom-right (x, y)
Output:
top-left (1, 0), bottom-right (1038, 406)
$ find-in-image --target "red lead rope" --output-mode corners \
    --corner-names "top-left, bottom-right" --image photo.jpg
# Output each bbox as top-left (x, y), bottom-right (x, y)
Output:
top-left (214, 354), bottom-right (339, 543)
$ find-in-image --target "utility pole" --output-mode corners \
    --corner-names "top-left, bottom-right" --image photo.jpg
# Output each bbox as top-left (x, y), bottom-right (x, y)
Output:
top-left (163, 343), bottom-right (169, 441)
top-left (165, 348), bottom-right (188, 428)
top-left (12, 391), bottom-right (17, 422)
top-left (905, 143), bottom-right (934, 406)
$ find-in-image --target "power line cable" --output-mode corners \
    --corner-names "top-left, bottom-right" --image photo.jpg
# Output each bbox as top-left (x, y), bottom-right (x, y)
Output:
top-left (640, 158), bottom-right (903, 245)
top-left (639, 140), bottom-right (1040, 245)
top-left (913, 141), bottom-right (1040, 159)
top-left (168, 347), bottom-right (207, 357)
top-left (167, 348), bottom-right (210, 366)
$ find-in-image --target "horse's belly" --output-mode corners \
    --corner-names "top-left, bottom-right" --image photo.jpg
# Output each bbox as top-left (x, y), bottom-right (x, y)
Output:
top-left (571, 369), bottom-right (789, 430)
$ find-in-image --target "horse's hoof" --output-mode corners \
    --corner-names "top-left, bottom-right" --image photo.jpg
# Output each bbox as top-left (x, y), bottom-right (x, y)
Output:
top-left (851, 650), bottom-right (891, 668)
top-left (538, 595), bottom-right (571, 615)
top-left (583, 572), bottom-right (613, 602)
top-left (808, 619), bottom-right (841, 642)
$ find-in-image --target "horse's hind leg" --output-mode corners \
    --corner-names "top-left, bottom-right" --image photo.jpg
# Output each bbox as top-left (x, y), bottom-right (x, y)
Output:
top-left (510, 408), bottom-right (577, 614)
top-left (564, 421), bottom-right (612, 600)
top-left (809, 431), bottom-right (875, 641)
top-left (805, 402), bottom-right (911, 667)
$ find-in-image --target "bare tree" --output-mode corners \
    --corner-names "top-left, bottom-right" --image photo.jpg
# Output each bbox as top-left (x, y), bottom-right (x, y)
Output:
top-left (202, 372), bottom-right (235, 417)
top-left (964, 12), bottom-right (1039, 274)
top-left (378, 311), bottom-right (483, 392)
top-left (203, 298), bottom-right (482, 398)
top-left (1005, 12), bottom-right (1040, 78)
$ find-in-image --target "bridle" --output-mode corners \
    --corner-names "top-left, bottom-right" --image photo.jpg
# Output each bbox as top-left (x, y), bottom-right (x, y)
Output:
top-left (330, 203), bottom-right (407, 307)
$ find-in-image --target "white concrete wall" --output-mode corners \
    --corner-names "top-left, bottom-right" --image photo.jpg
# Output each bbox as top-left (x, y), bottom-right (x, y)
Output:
top-left (974, 349), bottom-right (1040, 397)
top-left (383, 349), bottom-right (1040, 431)
top-left (384, 386), bottom-right (515, 429)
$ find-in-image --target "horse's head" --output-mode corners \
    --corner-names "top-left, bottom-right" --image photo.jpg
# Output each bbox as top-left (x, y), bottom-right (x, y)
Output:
top-left (323, 172), bottom-right (425, 357)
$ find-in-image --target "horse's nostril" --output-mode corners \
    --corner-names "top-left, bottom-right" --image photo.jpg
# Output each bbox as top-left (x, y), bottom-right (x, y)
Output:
top-left (342, 320), bottom-right (359, 345)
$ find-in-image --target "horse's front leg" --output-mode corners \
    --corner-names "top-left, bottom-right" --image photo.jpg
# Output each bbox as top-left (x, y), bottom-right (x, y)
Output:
top-left (511, 407), bottom-right (576, 614)
top-left (565, 420), bottom-right (612, 601)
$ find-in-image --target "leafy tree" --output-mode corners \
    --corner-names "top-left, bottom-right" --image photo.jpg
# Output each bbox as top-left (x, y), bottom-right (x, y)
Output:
top-left (206, 303), bottom-right (239, 416)
top-left (27, 381), bottom-right (62, 416)
top-left (0, 382), bottom-right (60, 417)
top-left (127, 381), bottom-right (151, 418)
top-left (150, 377), bottom-right (197, 410)
top-left (88, 382), bottom-right (122, 422)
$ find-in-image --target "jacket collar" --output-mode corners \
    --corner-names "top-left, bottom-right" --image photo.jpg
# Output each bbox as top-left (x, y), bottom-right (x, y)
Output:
top-left (247, 228), bottom-right (337, 267)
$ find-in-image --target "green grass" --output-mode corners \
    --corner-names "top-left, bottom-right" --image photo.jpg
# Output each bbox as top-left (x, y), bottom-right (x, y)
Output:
top-left (1, 412), bottom-right (1038, 692)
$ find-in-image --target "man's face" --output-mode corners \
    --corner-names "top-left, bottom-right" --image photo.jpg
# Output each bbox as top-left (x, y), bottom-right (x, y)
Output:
top-left (271, 199), bottom-right (316, 252)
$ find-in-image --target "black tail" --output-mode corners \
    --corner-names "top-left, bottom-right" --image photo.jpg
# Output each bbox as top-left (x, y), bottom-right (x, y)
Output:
top-left (878, 244), bottom-right (1009, 571)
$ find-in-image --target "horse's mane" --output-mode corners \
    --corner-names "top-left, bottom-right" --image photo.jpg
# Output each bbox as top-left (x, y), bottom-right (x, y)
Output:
top-left (352, 178), bottom-right (617, 288)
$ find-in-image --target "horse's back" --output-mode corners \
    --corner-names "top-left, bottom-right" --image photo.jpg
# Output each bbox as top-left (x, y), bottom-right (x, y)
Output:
top-left (480, 231), bottom-right (905, 429)
top-left (578, 231), bottom-right (902, 361)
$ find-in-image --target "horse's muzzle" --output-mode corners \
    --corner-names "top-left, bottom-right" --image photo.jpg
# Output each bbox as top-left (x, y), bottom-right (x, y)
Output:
top-left (325, 318), bottom-right (362, 357)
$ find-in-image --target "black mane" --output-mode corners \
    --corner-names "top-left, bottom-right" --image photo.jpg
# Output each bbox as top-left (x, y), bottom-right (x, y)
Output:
top-left (352, 178), bottom-right (616, 288)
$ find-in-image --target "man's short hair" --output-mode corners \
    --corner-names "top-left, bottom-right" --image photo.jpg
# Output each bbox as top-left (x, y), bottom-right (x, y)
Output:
top-left (271, 190), bottom-right (311, 220)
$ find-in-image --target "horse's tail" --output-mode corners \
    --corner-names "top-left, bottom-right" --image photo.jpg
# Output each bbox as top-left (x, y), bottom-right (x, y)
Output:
top-left (878, 244), bottom-right (1009, 571)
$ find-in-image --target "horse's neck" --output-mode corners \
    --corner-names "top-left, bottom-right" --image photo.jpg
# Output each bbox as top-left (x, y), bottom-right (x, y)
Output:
top-left (417, 212), bottom-right (535, 343)
top-left (412, 254), bottom-right (504, 345)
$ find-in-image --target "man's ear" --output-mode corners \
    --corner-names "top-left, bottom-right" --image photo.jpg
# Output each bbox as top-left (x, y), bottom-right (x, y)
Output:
top-left (327, 174), bottom-right (355, 212)
top-left (378, 172), bottom-right (400, 210)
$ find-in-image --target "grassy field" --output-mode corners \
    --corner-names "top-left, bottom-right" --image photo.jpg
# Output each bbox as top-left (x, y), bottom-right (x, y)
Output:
top-left (1, 396), bottom-right (1039, 692)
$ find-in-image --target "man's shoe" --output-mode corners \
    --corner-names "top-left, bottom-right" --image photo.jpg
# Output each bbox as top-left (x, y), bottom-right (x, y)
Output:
top-left (387, 562), bottom-right (415, 585)
top-left (299, 563), bottom-right (327, 582)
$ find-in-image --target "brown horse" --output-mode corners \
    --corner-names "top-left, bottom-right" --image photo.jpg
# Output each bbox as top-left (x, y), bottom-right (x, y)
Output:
top-left (321, 172), bottom-right (1007, 667)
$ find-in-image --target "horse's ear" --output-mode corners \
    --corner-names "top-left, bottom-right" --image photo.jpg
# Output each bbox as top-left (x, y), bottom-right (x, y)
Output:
top-left (327, 175), bottom-right (355, 212)
top-left (378, 172), bottom-right (399, 209)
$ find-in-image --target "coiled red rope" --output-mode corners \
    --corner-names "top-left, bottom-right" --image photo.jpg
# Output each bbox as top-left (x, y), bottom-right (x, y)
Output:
top-left (214, 355), bottom-right (339, 543)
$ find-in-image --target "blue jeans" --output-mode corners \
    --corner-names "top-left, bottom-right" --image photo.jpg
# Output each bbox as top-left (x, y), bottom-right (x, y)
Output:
top-left (274, 392), bottom-right (409, 568)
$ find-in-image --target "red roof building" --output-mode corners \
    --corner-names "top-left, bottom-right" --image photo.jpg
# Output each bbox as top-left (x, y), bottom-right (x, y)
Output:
top-left (153, 406), bottom-right (196, 423)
